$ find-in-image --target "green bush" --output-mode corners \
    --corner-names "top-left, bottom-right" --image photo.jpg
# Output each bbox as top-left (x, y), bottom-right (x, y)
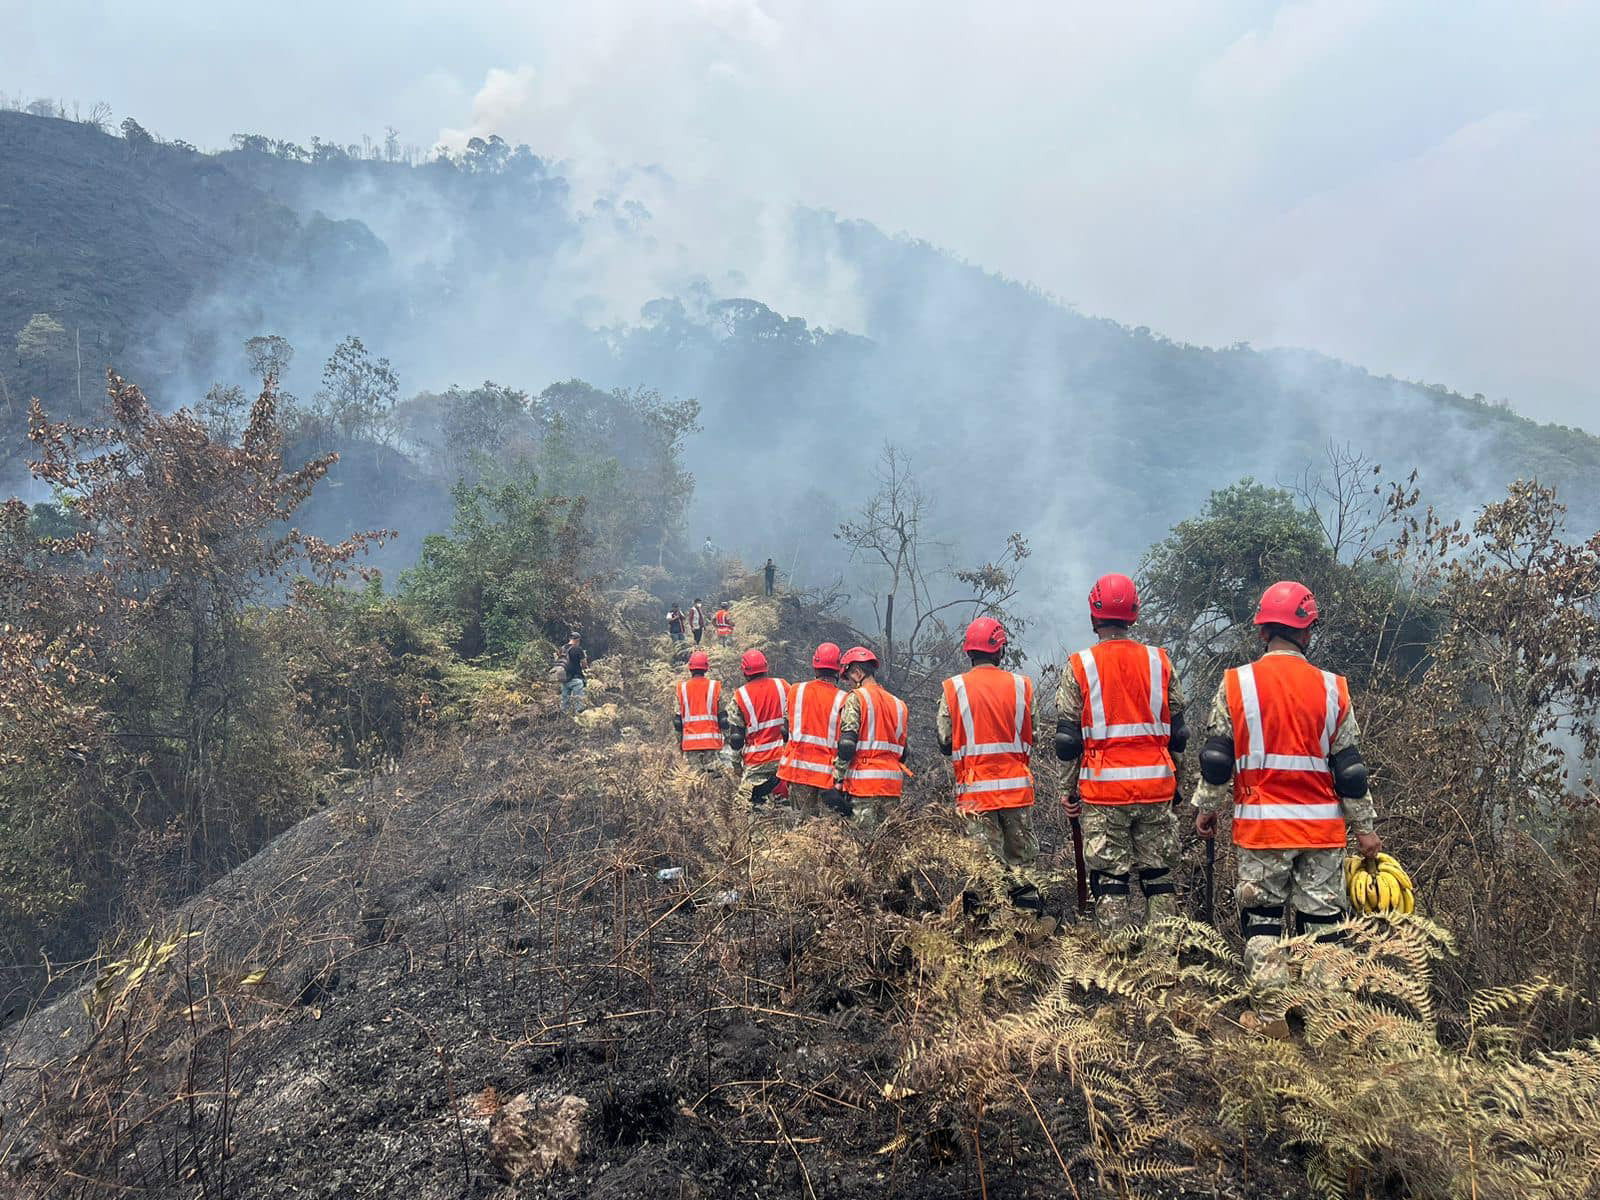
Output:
top-left (400, 465), bottom-right (593, 659)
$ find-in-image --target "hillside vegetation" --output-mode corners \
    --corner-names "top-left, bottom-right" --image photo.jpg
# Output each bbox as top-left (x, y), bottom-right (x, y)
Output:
top-left (3, 107), bottom-right (1598, 587)
top-left (3, 104), bottom-right (1600, 1199)
top-left (1, 358), bottom-right (1598, 1196)
top-left (2, 584), bottom-right (1598, 1198)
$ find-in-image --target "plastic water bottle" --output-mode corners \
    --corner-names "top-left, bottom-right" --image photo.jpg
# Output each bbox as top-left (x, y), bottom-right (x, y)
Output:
top-left (656, 867), bottom-right (685, 882)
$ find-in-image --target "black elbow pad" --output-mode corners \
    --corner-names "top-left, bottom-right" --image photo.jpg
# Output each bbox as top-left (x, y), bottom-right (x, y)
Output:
top-left (673, 716), bottom-right (684, 734)
top-left (1168, 711), bottom-right (1189, 755)
top-left (837, 734), bottom-right (858, 763)
top-left (938, 734), bottom-right (952, 758)
top-left (1053, 719), bottom-right (1083, 762)
top-left (728, 728), bottom-right (745, 751)
top-left (1330, 746), bottom-right (1369, 799)
top-left (1199, 736), bottom-right (1234, 785)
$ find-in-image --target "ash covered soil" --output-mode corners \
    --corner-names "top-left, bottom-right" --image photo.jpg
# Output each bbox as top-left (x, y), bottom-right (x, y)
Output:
top-left (0, 627), bottom-right (1308, 1199)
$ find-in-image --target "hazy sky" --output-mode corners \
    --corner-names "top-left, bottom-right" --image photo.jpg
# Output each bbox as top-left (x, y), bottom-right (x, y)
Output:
top-left (6, 0), bottom-right (1597, 426)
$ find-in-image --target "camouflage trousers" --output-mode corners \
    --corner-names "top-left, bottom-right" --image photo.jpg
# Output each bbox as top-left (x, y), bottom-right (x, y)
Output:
top-left (684, 749), bottom-right (723, 773)
top-left (849, 793), bottom-right (895, 829)
top-left (734, 760), bottom-right (781, 806)
top-left (1081, 801), bottom-right (1179, 933)
top-left (1235, 846), bottom-right (1346, 987)
top-left (788, 782), bottom-right (827, 818)
top-left (961, 804), bottom-right (1048, 898)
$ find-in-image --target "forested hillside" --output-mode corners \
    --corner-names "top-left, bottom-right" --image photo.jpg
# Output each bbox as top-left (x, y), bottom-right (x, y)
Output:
top-left (3, 107), bottom-right (1597, 619)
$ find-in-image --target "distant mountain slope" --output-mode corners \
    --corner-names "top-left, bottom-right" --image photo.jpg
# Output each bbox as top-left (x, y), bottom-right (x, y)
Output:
top-left (3, 110), bottom-right (1595, 601)
top-left (0, 113), bottom-right (384, 443)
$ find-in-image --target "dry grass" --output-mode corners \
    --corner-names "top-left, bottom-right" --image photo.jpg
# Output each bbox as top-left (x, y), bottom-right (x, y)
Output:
top-left (7, 613), bottom-right (1599, 1200)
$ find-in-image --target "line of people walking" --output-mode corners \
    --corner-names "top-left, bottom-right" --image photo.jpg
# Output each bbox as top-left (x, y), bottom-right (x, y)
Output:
top-left (672, 574), bottom-right (1383, 1023)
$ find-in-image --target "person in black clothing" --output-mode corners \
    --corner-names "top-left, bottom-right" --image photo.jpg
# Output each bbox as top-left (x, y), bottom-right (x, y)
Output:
top-left (560, 632), bottom-right (587, 714)
top-left (763, 559), bottom-right (777, 596)
top-left (667, 604), bottom-right (686, 642)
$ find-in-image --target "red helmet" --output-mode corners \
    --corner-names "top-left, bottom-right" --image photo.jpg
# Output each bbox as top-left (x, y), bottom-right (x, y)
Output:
top-left (1088, 573), bottom-right (1139, 624)
top-left (839, 646), bottom-right (878, 670)
top-left (963, 616), bottom-right (1008, 654)
top-left (811, 642), bottom-right (842, 671)
top-left (687, 650), bottom-right (710, 671)
top-left (740, 649), bottom-right (769, 676)
top-left (1254, 580), bottom-right (1319, 629)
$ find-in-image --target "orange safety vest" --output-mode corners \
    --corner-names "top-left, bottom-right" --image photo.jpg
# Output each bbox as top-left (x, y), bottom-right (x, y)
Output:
top-left (713, 609), bottom-right (734, 636)
top-left (842, 680), bottom-right (908, 798)
top-left (1225, 653), bottom-right (1350, 850)
top-left (1069, 640), bottom-right (1176, 805)
top-left (734, 676), bottom-right (789, 765)
top-left (677, 676), bottom-right (723, 752)
top-left (778, 679), bottom-right (845, 788)
top-left (943, 666), bottom-right (1034, 812)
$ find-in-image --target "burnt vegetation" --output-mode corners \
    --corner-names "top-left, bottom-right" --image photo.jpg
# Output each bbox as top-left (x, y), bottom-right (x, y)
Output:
top-left (2, 105), bottom-right (1600, 1199)
top-left (0, 354), bottom-right (1598, 1198)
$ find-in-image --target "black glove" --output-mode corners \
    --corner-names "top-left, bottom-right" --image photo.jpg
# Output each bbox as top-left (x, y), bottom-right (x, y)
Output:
top-left (822, 788), bottom-right (853, 818)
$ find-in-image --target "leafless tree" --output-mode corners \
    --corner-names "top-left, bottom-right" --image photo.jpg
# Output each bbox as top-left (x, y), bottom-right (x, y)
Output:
top-left (836, 444), bottom-right (937, 682)
top-left (1290, 441), bottom-right (1387, 564)
top-left (837, 443), bottom-right (1030, 697)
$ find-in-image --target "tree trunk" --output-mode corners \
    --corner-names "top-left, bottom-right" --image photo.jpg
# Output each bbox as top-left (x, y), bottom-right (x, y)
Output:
top-left (883, 592), bottom-right (895, 685)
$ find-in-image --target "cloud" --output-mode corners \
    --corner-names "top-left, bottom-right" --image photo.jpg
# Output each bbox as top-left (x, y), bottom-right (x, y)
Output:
top-left (1197, 0), bottom-right (1379, 101)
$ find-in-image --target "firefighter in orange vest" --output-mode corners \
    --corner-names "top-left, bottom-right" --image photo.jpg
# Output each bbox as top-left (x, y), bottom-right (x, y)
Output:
top-left (726, 649), bottom-right (790, 806)
top-left (713, 603), bottom-right (735, 640)
top-left (1056, 574), bottom-right (1187, 933)
top-left (674, 650), bottom-right (727, 770)
top-left (938, 617), bottom-right (1046, 916)
top-left (1192, 581), bottom-right (1382, 1003)
top-left (778, 643), bottom-right (852, 818)
top-left (828, 646), bottom-right (908, 827)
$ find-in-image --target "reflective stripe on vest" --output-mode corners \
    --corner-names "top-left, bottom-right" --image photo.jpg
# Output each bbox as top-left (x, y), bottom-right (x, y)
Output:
top-left (945, 667), bottom-right (1034, 812)
top-left (778, 680), bottom-right (845, 787)
top-left (736, 677), bottom-right (789, 765)
top-left (678, 677), bottom-right (723, 751)
top-left (1071, 641), bottom-right (1175, 805)
top-left (844, 682), bottom-right (907, 797)
top-left (1226, 656), bottom-right (1349, 850)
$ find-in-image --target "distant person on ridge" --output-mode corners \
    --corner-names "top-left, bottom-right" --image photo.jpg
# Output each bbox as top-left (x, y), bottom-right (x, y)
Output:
top-left (702, 535), bottom-right (717, 557)
top-left (777, 643), bottom-right (849, 818)
top-left (1056, 575), bottom-right (1186, 934)
top-left (1192, 581), bottom-right (1382, 1036)
top-left (689, 598), bottom-right (706, 645)
top-left (666, 603), bottom-right (686, 644)
top-left (726, 650), bottom-right (789, 806)
top-left (559, 631), bottom-right (587, 715)
top-left (713, 602), bottom-right (734, 640)
top-left (939, 617), bottom-right (1047, 917)
top-left (674, 650), bottom-right (726, 770)
top-left (828, 646), bottom-right (908, 828)
top-left (763, 558), bottom-right (777, 596)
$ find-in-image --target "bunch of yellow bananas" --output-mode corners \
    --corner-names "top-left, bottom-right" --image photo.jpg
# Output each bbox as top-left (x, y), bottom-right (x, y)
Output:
top-left (1345, 852), bottom-right (1415, 915)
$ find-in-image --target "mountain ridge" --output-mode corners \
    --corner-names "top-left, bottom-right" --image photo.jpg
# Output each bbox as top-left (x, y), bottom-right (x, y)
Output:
top-left (3, 107), bottom-right (1596, 602)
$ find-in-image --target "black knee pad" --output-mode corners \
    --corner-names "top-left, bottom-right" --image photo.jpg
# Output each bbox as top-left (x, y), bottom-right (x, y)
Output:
top-left (1240, 904), bottom-right (1283, 942)
top-left (1294, 910), bottom-right (1343, 943)
top-left (1137, 867), bottom-right (1176, 898)
top-left (1089, 870), bottom-right (1130, 898)
top-left (750, 776), bottom-right (779, 806)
